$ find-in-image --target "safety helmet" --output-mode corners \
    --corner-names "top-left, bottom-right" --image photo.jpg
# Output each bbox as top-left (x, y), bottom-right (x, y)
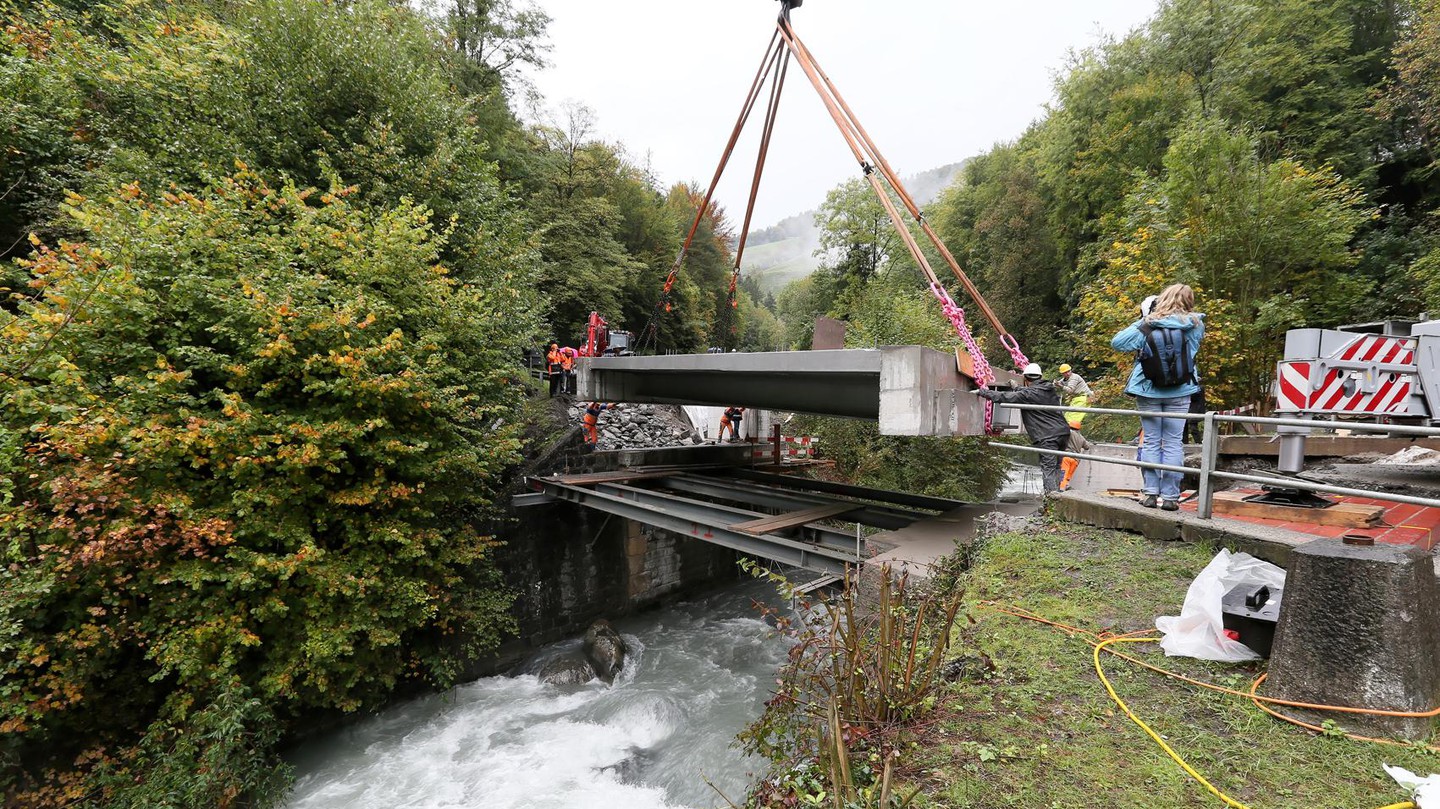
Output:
top-left (1022, 362), bottom-right (1043, 379)
top-left (1058, 363), bottom-right (1072, 374)
top-left (1140, 295), bottom-right (1158, 317)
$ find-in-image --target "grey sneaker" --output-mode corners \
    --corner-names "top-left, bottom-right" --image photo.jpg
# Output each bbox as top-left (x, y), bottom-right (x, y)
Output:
top-left (1160, 500), bottom-right (1180, 512)
top-left (1138, 494), bottom-right (1157, 508)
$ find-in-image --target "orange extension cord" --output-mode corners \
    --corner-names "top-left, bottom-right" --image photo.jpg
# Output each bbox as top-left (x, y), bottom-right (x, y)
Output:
top-left (978, 602), bottom-right (1426, 809)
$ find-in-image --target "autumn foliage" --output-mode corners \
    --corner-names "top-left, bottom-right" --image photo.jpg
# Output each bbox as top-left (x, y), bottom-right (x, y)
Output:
top-left (0, 173), bottom-right (529, 803)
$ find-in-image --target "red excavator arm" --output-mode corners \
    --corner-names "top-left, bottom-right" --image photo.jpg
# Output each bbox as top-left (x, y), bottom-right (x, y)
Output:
top-left (581, 311), bottom-right (609, 358)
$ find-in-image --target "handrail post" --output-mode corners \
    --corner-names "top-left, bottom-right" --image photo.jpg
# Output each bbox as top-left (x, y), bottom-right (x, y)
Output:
top-left (1198, 411), bottom-right (1219, 519)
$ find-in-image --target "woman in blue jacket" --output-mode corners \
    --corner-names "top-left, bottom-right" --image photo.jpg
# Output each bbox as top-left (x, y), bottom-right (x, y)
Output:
top-left (1111, 284), bottom-right (1205, 511)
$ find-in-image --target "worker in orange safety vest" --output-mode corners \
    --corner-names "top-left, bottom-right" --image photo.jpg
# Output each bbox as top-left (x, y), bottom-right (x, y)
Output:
top-left (560, 346), bottom-right (577, 396)
top-left (1056, 363), bottom-right (1094, 491)
top-left (718, 406), bottom-right (746, 443)
top-left (546, 342), bottom-right (564, 397)
top-left (581, 401), bottom-right (612, 446)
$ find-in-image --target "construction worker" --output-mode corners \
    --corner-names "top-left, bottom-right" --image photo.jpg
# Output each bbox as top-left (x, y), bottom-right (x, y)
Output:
top-left (581, 401), bottom-right (612, 446)
top-left (546, 341), bottom-right (564, 397)
top-left (718, 406), bottom-right (746, 443)
top-left (1059, 427), bottom-right (1093, 492)
top-left (1056, 363), bottom-right (1094, 491)
top-left (561, 346), bottom-right (578, 396)
top-left (974, 364), bottom-right (1070, 494)
top-left (1056, 364), bottom-right (1093, 428)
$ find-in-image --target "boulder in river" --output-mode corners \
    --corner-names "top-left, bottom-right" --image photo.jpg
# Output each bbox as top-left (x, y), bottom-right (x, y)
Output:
top-left (583, 619), bottom-right (628, 683)
top-left (537, 656), bottom-right (596, 686)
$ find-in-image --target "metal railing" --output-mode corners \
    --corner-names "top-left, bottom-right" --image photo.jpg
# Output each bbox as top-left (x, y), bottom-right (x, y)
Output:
top-left (987, 401), bottom-right (1440, 519)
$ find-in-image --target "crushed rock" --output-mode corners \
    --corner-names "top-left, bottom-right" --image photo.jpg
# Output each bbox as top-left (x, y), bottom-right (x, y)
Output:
top-left (566, 401), bottom-right (703, 452)
top-left (974, 511), bottom-right (1039, 539)
top-left (1375, 445), bottom-right (1440, 466)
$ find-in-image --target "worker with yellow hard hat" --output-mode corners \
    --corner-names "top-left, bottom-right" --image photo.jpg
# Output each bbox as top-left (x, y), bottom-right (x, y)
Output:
top-left (1056, 364), bottom-right (1092, 428)
top-left (1056, 363), bottom-right (1093, 492)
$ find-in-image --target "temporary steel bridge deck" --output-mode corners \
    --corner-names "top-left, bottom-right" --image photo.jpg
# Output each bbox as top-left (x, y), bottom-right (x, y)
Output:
top-left (526, 466), bottom-right (968, 576)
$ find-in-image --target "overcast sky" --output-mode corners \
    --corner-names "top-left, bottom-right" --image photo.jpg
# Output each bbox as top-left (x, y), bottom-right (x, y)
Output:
top-left (524, 0), bottom-right (1161, 230)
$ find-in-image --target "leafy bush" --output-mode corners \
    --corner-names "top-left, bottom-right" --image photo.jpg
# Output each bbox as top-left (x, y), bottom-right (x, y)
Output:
top-left (791, 416), bottom-right (1010, 504)
top-left (739, 563), bottom-right (958, 808)
top-left (1, 172), bottom-right (532, 796)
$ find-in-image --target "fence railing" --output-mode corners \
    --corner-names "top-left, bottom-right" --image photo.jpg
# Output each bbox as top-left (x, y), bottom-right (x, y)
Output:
top-left (987, 401), bottom-right (1440, 519)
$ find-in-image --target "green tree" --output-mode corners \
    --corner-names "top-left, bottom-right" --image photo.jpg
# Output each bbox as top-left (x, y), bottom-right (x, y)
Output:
top-left (437, 0), bottom-right (551, 97)
top-left (775, 273), bottom-right (835, 350)
top-left (930, 143), bottom-right (1066, 360)
top-left (1076, 119), bottom-right (1373, 406)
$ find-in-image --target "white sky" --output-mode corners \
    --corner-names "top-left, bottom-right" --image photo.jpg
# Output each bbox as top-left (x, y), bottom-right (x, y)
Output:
top-left (525, 0), bottom-right (1160, 230)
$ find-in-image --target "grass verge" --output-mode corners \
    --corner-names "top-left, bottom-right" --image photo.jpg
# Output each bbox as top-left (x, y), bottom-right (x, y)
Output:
top-left (901, 520), bottom-right (1436, 809)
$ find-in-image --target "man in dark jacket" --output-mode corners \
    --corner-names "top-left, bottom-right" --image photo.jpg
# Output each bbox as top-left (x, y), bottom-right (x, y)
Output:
top-left (975, 363), bottom-right (1071, 493)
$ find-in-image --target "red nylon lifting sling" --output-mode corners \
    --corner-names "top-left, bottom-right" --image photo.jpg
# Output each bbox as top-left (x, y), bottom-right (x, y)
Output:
top-left (641, 2), bottom-right (1028, 430)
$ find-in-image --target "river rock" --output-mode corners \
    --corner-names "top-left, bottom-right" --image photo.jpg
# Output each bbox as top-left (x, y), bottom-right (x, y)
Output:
top-left (537, 656), bottom-right (597, 686)
top-left (583, 619), bottom-right (628, 683)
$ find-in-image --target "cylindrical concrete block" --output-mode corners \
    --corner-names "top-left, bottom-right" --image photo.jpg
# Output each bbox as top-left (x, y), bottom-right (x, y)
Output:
top-left (1265, 538), bottom-right (1440, 740)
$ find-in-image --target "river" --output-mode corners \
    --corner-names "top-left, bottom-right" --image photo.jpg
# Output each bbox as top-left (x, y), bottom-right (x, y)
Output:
top-left (284, 469), bottom-right (1037, 808)
top-left (283, 578), bottom-right (793, 809)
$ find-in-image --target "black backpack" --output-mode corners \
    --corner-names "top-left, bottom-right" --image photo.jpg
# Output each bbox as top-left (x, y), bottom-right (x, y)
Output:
top-left (1137, 323), bottom-right (1195, 388)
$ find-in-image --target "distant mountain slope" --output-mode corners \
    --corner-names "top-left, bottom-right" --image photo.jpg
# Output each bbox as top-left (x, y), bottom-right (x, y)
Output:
top-left (741, 161), bottom-right (966, 293)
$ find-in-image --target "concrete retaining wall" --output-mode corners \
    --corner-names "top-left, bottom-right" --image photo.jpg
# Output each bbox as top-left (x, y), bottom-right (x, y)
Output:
top-left (488, 501), bottom-right (740, 669)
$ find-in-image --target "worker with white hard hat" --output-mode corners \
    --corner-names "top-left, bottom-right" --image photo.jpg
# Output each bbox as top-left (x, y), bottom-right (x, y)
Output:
top-left (973, 363), bottom-right (1071, 494)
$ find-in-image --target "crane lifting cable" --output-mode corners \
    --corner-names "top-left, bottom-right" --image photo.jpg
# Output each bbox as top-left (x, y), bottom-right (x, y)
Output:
top-left (641, 0), bottom-right (1027, 430)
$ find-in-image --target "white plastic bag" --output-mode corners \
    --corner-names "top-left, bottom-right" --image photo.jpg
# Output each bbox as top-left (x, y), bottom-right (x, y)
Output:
top-left (1154, 548), bottom-right (1286, 662)
top-left (1385, 764), bottom-right (1440, 808)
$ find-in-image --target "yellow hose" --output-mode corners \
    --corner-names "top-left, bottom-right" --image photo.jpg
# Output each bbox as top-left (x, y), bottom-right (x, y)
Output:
top-left (1025, 617), bottom-right (1420, 809)
top-left (1093, 635), bottom-right (1253, 809)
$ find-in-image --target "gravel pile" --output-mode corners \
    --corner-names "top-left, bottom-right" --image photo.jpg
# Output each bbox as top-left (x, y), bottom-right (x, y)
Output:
top-left (567, 402), bottom-right (704, 451)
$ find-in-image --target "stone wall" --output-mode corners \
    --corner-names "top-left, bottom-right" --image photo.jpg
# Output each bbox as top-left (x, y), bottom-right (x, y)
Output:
top-left (488, 501), bottom-right (741, 665)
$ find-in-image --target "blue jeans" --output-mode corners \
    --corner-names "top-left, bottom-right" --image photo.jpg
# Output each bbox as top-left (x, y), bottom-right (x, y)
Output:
top-left (1137, 395), bottom-right (1189, 501)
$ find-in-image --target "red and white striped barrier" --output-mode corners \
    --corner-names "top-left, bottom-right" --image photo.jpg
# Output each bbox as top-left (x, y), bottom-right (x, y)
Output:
top-left (1276, 332), bottom-right (1422, 417)
top-left (751, 435), bottom-right (821, 459)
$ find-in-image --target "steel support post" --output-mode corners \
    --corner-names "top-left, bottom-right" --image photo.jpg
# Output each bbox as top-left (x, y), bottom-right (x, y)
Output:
top-left (1198, 411), bottom-right (1219, 519)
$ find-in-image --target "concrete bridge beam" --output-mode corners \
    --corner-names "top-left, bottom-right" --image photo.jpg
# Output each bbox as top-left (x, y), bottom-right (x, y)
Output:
top-left (578, 347), bottom-right (1020, 436)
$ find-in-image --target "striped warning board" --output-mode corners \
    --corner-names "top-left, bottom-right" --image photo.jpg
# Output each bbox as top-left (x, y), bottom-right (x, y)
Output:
top-left (1275, 331), bottom-right (1421, 416)
top-left (751, 435), bottom-right (822, 459)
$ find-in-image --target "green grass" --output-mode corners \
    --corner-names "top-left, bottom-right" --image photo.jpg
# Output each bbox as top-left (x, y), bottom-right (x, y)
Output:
top-left (901, 522), bottom-right (1436, 809)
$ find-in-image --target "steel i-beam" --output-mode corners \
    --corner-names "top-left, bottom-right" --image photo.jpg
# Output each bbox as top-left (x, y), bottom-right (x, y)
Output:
top-left (533, 478), bottom-right (862, 576)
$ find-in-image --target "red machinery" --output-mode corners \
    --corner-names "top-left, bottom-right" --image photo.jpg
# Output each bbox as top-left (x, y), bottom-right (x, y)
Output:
top-left (580, 311), bottom-right (636, 358)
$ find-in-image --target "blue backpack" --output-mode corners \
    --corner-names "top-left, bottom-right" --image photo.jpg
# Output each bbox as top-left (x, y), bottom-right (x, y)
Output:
top-left (1137, 324), bottom-right (1195, 388)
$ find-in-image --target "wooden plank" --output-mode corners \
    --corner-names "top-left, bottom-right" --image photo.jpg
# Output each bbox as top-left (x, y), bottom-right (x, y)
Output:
top-left (1212, 490), bottom-right (1384, 528)
top-left (730, 503), bottom-right (857, 535)
top-left (1219, 435), bottom-right (1440, 458)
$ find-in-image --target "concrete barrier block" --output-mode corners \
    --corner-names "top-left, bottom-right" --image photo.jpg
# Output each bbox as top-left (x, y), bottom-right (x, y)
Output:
top-left (1266, 538), bottom-right (1440, 740)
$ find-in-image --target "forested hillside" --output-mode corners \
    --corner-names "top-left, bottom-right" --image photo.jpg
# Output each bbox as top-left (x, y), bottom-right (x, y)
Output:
top-left (741, 162), bottom-right (964, 294)
top-left (780, 0), bottom-right (1439, 420)
top-left (954, 0), bottom-right (1431, 413)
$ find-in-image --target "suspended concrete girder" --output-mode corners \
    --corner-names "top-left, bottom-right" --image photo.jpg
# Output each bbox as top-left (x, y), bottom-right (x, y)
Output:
top-left (578, 347), bottom-right (1014, 436)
